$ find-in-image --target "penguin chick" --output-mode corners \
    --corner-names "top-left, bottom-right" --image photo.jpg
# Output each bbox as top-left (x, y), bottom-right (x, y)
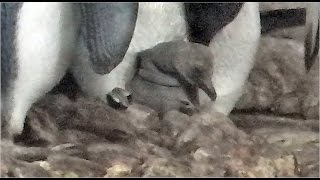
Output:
top-left (126, 40), bottom-right (216, 116)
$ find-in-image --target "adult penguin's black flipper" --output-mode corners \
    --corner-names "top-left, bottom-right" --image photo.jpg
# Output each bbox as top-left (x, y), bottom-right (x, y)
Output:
top-left (184, 3), bottom-right (243, 46)
top-left (304, 4), bottom-right (319, 72)
top-left (79, 3), bottom-right (138, 75)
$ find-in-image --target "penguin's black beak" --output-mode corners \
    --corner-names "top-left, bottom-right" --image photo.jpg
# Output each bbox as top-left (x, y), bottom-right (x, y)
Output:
top-left (198, 79), bottom-right (217, 102)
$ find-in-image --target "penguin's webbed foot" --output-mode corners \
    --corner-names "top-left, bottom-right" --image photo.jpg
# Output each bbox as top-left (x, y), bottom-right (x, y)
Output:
top-left (106, 87), bottom-right (132, 110)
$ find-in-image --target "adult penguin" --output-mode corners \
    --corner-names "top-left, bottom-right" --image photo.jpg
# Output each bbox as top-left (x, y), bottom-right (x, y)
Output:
top-left (1, 3), bottom-right (138, 139)
top-left (2, 2), bottom-right (261, 139)
top-left (71, 2), bottom-right (262, 116)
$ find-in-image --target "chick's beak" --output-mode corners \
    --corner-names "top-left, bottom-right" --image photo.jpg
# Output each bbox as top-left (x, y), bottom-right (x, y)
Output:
top-left (199, 79), bottom-right (217, 101)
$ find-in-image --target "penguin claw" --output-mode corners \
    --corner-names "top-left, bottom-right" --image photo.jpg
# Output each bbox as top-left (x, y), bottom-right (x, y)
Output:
top-left (179, 100), bottom-right (197, 116)
top-left (106, 87), bottom-right (132, 110)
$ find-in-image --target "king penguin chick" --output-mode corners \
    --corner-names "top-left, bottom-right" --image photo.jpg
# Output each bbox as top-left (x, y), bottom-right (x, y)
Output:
top-left (126, 40), bottom-right (216, 116)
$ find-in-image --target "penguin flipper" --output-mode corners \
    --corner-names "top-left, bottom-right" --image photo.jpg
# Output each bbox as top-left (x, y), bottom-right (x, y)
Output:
top-left (79, 3), bottom-right (138, 75)
top-left (1, 3), bottom-right (21, 99)
top-left (138, 69), bottom-right (181, 87)
top-left (304, 4), bottom-right (319, 72)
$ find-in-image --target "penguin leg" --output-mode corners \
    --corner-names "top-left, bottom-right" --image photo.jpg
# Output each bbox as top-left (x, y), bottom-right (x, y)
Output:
top-left (106, 87), bottom-right (132, 110)
top-left (200, 2), bottom-right (261, 115)
top-left (178, 99), bottom-right (197, 116)
top-left (4, 3), bottom-right (79, 138)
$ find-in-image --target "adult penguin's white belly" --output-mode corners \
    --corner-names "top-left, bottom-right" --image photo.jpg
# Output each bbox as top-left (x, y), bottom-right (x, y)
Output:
top-left (70, 2), bottom-right (187, 100)
top-left (3, 3), bottom-right (79, 136)
top-left (199, 2), bottom-right (261, 115)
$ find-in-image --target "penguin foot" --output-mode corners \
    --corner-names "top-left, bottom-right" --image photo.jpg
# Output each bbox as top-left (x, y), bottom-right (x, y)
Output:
top-left (179, 100), bottom-right (198, 116)
top-left (1, 116), bottom-right (25, 142)
top-left (106, 87), bottom-right (132, 110)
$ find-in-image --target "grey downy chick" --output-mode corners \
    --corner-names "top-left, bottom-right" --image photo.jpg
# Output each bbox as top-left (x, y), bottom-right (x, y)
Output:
top-left (126, 40), bottom-right (216, 116)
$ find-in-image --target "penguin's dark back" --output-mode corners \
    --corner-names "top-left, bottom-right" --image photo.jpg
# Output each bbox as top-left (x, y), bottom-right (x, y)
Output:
top-left (1, 3), bottom-right (22, 98)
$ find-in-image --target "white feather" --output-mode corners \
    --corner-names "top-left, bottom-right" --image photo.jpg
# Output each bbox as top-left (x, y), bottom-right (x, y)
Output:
top-left (7, 2), bottom-right (79, 135)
